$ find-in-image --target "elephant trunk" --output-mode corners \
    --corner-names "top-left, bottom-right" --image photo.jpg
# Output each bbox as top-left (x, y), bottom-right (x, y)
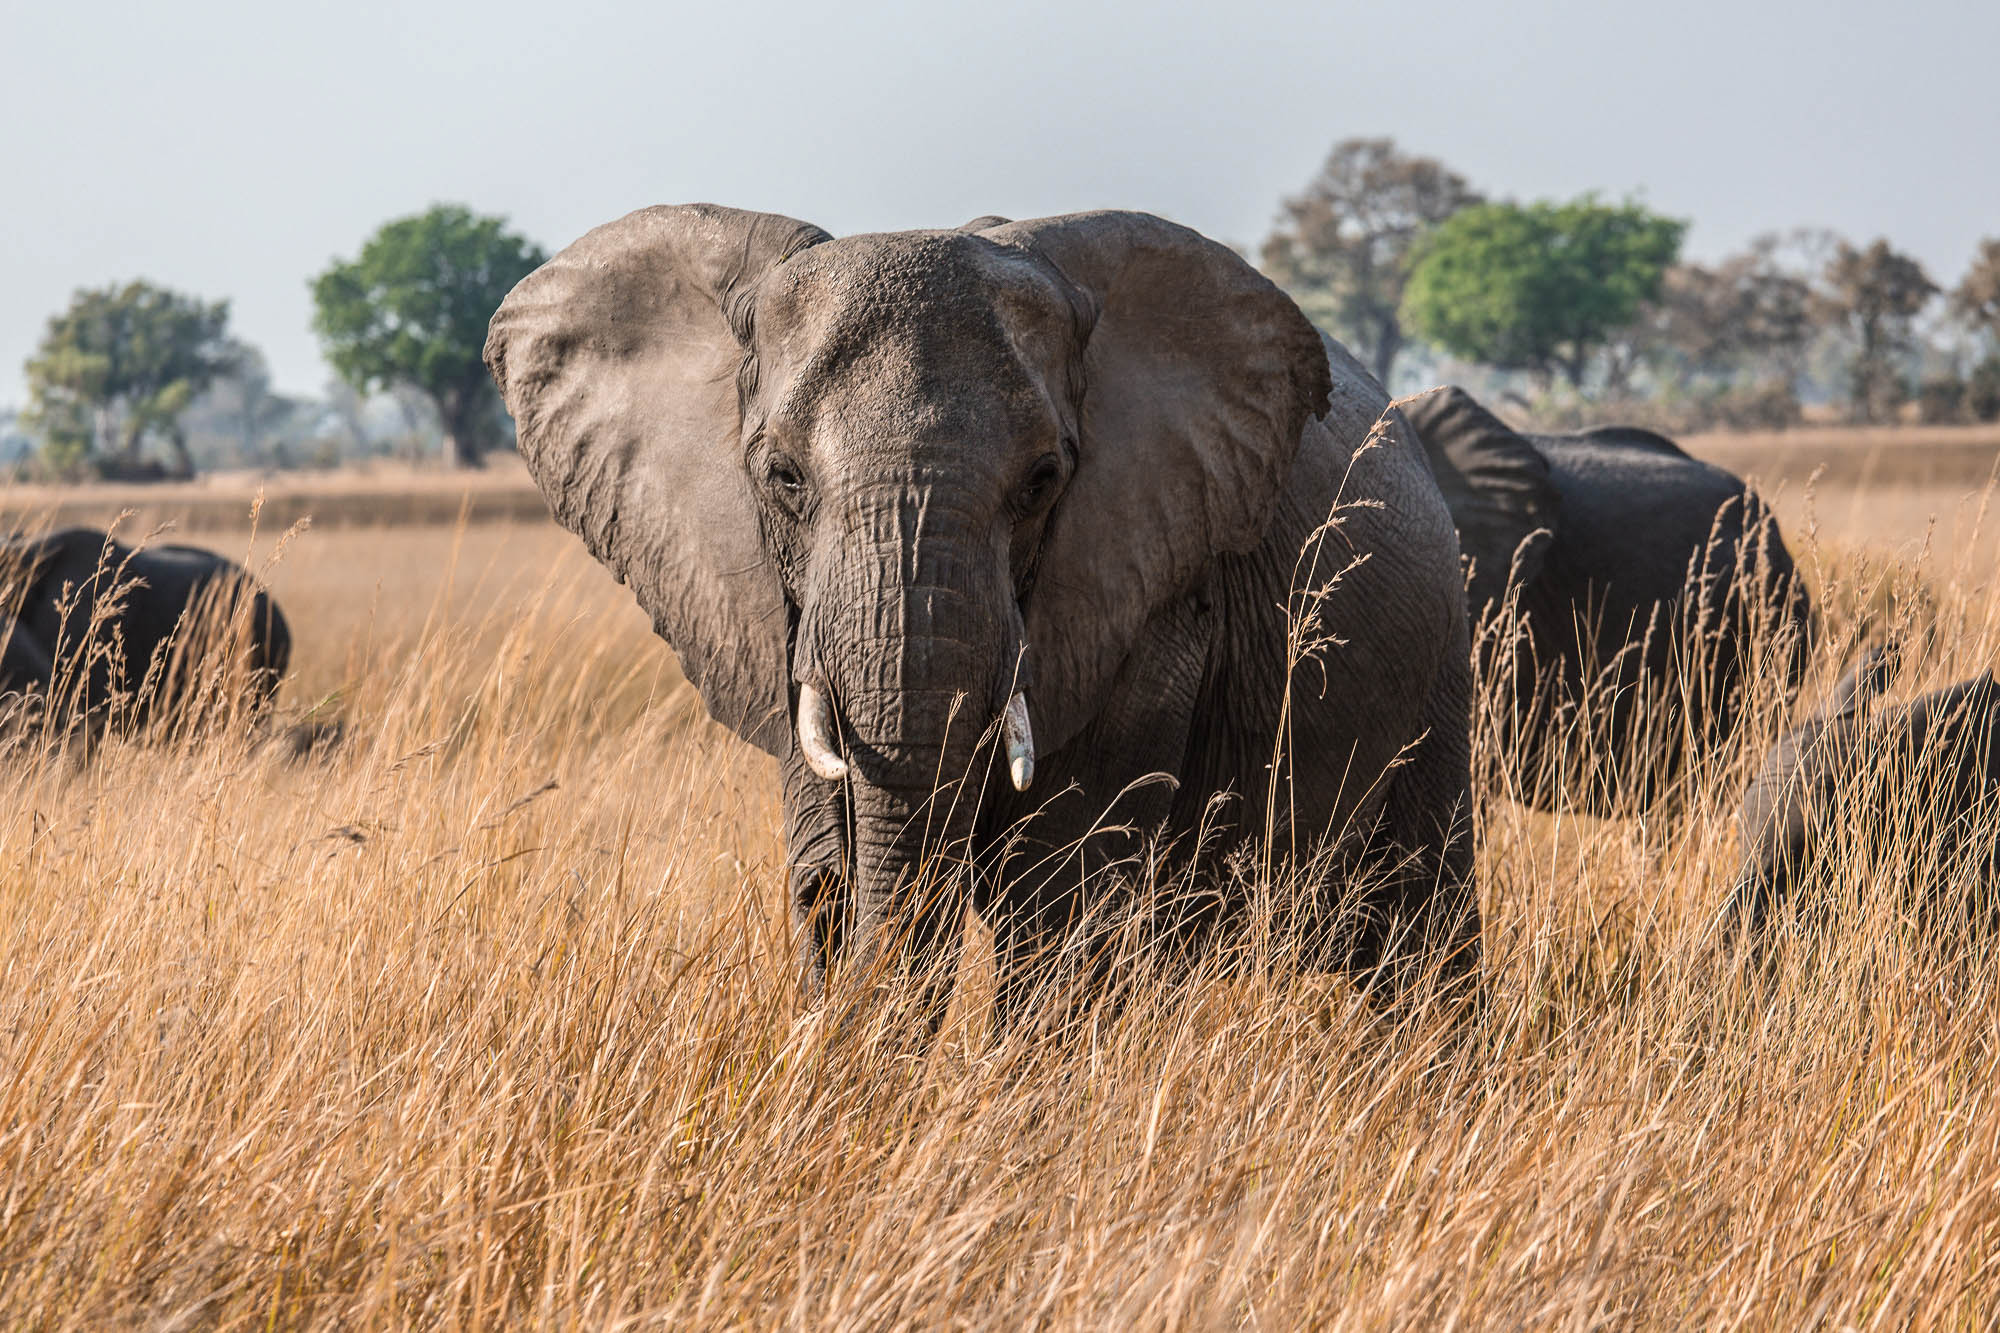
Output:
top-left (800, 490), bottom-right (1030, 986)
top-left (828, 592), bottom-right (998, 980)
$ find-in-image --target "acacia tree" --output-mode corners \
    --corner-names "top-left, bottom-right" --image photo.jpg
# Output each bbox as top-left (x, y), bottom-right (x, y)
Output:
top-left (1400, 197), bottom-right (1685, 393)
top-left (1626, 237), bottom-right (1816, 395)
top-left (23, 282), bottom-right (239, 477)
top-left (1260, 138), bottom-right (1482, 387)
top-left (1822, 238), bottom-right (1937, 423)
top-left (311, 205), bottom-right (546, 468)
top-left (1952, 238), bottom-right (2000, 339)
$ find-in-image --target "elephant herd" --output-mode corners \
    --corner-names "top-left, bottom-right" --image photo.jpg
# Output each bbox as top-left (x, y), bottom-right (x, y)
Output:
top-left (8, 205), bottom-right (1995, 1032)
top-left (483, 203), bottom-right (1997, 1024)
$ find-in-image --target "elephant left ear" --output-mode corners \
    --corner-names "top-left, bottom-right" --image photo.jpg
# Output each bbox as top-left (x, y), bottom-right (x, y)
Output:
top-left (984, 211), bottom-right (1332, 753)
top-left (485, 204), bottom-right (831, 756)
top-left (1395, 386), bottom-right (1560, 610)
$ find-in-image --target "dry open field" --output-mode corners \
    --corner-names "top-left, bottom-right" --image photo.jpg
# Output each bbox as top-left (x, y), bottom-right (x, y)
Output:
top-left (4, 424), bottom-right (2000, 1327)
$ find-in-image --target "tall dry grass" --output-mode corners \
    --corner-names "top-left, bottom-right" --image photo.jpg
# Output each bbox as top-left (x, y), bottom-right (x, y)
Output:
top-left (2, 468), bottom-right (2000, 1328)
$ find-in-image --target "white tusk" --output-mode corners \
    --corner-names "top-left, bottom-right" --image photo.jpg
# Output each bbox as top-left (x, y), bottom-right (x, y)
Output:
top-left (1003, 690), bottom-right (1034, 792)
top-left (797, 682), bottom-right (848, 781)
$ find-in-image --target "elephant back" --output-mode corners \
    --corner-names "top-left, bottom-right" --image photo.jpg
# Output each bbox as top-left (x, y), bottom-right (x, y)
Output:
top-left (1531, 436), bottom-right (1770, 607)
top-left (1561, 424), bottom-right (1692, 460)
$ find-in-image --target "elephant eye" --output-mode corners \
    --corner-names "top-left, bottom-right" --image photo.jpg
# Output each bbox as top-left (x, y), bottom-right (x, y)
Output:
top-left (1014, 454), bottom-right (1064, 517)
top-left (766, 455), bottom-right (809, 514)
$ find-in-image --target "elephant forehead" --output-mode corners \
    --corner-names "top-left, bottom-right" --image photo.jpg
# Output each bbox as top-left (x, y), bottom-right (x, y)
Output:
top-left (753, 233), bottom-right (1071, 456)
top-left (759, 232), bottom-right (1072, 364)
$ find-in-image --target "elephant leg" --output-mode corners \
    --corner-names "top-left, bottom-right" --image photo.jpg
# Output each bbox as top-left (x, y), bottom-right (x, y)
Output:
top-left (987, 868), bottom-right (1138, 1038)
top-left (1336, 642), bottom-right (1481, 1000)
top-left (781, 750), bottom-right (849, 1004)
top-left (983, 600), bottom-right (1211, 1036)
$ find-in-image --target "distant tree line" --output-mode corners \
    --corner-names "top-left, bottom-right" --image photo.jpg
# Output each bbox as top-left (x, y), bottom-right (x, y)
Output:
top-left (11, 163), bottom-right (2000, 480)
top-left (16, 204), bottom-right (543, 479)
top-left (1263, 137), bottom-right (2000, 430)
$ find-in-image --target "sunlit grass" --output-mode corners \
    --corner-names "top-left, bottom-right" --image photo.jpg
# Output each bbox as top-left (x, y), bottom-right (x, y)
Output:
top-left (1, 465), bottom-right (1999, 1326)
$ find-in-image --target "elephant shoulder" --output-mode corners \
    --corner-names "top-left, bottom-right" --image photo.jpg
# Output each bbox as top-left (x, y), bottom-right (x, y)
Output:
top-left (1298, 335), bottom-right (1451, 534)
top-left (1312, 330), bottom-right (1393, 440)
top-left (1394, 385), bottom-right (1559, 609)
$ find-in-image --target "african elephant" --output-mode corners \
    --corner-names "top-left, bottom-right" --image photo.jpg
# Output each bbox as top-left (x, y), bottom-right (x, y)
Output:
top-left (485, 205), bottom-right (1481, 1026)
top-left (1398, 386), bottom-right (1813, 813)
top-left (0, 527), bottom-right (290, 733)
top-left (1728, 646), bottom-right (2000, 935)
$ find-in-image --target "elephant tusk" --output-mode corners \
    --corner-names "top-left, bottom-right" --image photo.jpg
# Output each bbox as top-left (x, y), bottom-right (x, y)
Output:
top-left (797, 682), bottom-right (848, 781)
top-left (1003, 691), bottom-right (1034, 792)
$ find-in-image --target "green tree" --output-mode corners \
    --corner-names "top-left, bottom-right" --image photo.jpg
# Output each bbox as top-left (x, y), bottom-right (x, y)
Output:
top-left (1822, 238), bottom-right (1937, 423)
top-left (23, 281), bottom-right (238, 477)
top-left (1260, 137), bottom-right (1482, 388)
top-left (1400, 197), bottom-right (1686, 393)
top-left (311, 205), bottom-right (546, 468)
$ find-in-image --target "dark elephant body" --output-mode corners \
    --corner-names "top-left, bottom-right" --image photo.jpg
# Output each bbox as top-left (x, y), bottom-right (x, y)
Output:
top-left (969, 334), bottom-right (1476, 999)
top-left (0, 527), bottom-right (290, 731)
top-left (1731, 653), bottom-right (2000, 933)
top-left (487, 205), bottom-right (1479, 1025)
top-left (1400, 387), bottom-right (1812, 812)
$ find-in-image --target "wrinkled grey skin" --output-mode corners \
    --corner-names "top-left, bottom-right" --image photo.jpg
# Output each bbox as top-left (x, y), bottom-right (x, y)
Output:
top-left (0, 527), bottom-right (290, 731)
top-left (1399, 386), bottom-right (1813, 813)
top-left (486, 205), bottom-right (1479, 1026)
top-left (1729, 647), bottom-right (2000, 935)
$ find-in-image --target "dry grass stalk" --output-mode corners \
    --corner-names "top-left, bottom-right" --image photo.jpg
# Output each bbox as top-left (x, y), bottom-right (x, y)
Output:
top-left (1, 451), bottom-right (1999, 1328)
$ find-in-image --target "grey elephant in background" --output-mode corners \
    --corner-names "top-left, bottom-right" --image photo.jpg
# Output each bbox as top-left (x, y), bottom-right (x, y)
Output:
top-left (1398, 386), bottom-right (1813, 814)
top-left (1729, 645), bottom-right (2000, 936)
top-left (486, 204), bottom-right (1481, 1028)
top-left (0, 527), bottom-right (290, 734)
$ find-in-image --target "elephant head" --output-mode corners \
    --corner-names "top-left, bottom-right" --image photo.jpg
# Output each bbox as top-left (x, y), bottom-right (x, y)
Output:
top-left (1395, 386), bottom-right (1559, 613)
top-left (0, 541), bottom-right (53, 712)
top-left (485, 205), bottom-right (1331, 980)
top-left (0, 617), bottom-right (51, 702)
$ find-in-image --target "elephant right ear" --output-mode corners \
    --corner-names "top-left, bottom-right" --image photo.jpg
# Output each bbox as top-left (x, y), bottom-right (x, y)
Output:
top-left (485, 204), bottom-right (830, 755)
top-left (1395, 386), bottom-right (1560, 608)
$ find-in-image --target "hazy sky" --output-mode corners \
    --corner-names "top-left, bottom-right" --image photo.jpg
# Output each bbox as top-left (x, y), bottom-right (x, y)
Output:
top-left (3, 0), bottom-right (1994, 402)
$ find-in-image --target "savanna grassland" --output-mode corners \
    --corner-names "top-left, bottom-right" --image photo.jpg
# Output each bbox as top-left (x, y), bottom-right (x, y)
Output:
top-left (4, 427), bottom-right (2000, 1329)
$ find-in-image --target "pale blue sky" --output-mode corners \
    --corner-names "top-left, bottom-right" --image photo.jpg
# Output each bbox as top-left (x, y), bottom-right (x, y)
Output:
top-left (3, 0), bottom-right (1994, 402)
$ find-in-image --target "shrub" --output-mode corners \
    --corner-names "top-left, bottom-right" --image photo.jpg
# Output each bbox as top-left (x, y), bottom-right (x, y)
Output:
top-left (1918, 373), bottom-right (1968, 424)
top-left (1967, 356), bottom-right (2000, 423)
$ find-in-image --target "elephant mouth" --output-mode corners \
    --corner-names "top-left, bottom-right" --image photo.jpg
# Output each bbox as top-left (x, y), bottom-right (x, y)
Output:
top-left (795, 678), bottom-right (1037, 794)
